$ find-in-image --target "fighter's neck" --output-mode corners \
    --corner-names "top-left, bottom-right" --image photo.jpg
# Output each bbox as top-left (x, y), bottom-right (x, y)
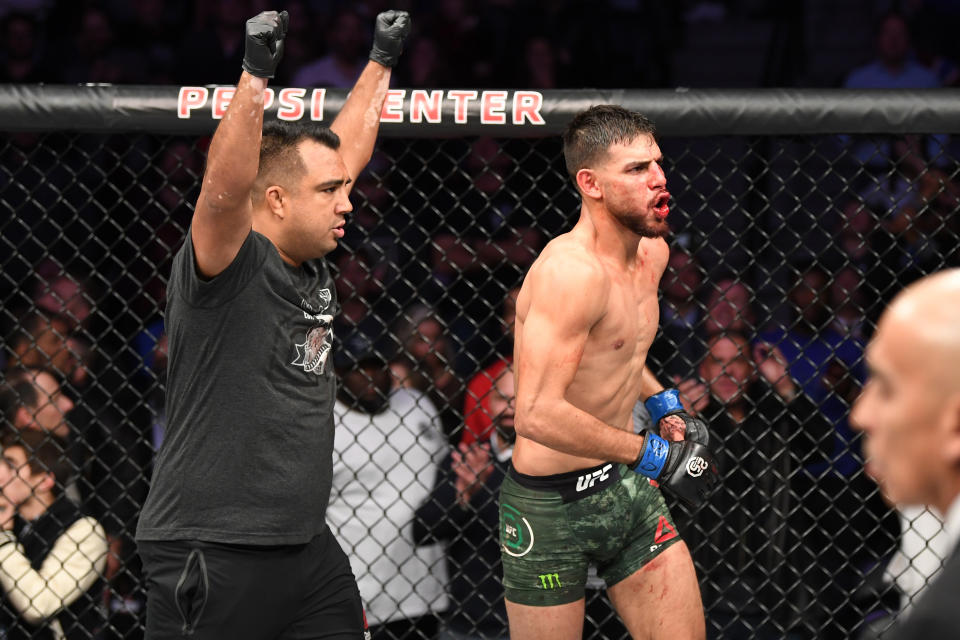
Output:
top-left (577, 204), bottom-right (641, 266)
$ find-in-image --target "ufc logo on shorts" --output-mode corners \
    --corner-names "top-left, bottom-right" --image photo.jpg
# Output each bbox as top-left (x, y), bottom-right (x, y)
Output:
top-left (686, 456), bottom-right (709, 478)
top-left (576, 464), bottom-right (613, 492)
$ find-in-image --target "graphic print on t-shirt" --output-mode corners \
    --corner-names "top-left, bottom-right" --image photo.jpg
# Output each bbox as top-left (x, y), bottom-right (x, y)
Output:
top-left (291, 287), bottom-right (334, 375)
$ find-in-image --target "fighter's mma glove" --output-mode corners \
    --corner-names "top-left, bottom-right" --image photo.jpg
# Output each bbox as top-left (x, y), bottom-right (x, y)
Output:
top-left (632, 431), bottom-right (718, 507)
top-left (369, 10), bottom-right (411, 67)
top-left (242, 10), bottom-right (289, 78)
top-left (645, 388), bottom-right (710, 446)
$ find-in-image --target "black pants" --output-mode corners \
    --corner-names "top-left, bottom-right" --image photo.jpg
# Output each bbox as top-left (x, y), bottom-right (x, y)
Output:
top-left (368, 614), bottom-right (438, 640)
top-left (139, 526), bottom-right (365, 640)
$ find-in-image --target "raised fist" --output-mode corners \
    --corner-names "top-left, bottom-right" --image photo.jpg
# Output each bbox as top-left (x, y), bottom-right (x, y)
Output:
top-left (242, 10), bottom-right (289, 78)
top-left (369, 10), bottom-right (412, 68)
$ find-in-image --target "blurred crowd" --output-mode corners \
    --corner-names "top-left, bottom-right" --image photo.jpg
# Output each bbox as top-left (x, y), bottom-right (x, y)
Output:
top-left (2, 0), bottom-right (959, 89)
top-left (1, 0), bottom-right (960, 639)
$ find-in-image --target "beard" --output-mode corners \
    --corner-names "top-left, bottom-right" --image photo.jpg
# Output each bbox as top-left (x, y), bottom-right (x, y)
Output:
top-left (609, 205), bottom-right (670, 238)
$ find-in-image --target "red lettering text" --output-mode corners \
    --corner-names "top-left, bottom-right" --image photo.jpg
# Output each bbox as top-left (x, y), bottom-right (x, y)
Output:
top-left (177, 87), bottom-right (208, 119)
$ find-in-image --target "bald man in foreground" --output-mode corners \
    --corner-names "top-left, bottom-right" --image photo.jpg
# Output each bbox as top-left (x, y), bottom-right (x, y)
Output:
top-left (851, 268), bottom-right (960, 637)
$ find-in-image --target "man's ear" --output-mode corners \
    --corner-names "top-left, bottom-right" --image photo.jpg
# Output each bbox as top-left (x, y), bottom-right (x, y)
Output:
top-left (575, 168), bottom-right (602, 200)
top-left (942, 392), bottom-right (960, 465)
top-left (13, 407), bottom-right (31, 429)
top-left (264, 185), bottom-right (286, 219)
top-left (34, 470), bottom-right (55, 496)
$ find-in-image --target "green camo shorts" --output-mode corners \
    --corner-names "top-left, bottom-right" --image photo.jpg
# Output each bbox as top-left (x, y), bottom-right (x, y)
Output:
top-left (499, 462), bottom-right (681, 606)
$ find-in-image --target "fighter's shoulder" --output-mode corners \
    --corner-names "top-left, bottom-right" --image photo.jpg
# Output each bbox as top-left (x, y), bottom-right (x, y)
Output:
top-left (528, 235), bottom-right (607, 288)
top-left (639, 236), bottom-right (670, 273)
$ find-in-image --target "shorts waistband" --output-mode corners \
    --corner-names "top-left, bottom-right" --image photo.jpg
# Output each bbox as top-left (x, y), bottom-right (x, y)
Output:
top-left (508, 462), bottom-right (622, 502)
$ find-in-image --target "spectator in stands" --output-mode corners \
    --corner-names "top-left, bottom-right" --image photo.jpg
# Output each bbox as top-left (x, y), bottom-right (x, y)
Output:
top-left (0, 11), bottom-right (47, 83)
top-left (829, 265), bottom-right (868, 343)
top-left (30, 265), bottom-right (92, 335)
top-left (0, 429), bottom-right (108, 639)
top-left (0, 363), bottom-right (144, 622)
top-left (843, 11), bottom-right (947, 172)
top-left (825, 198), bottom-right (888, 324)
top-left (0, 368), bottom-right (73, 442)
top-left (761, 263), bottom-right (900, 636)
top-left (702, 275), bottom-right (756, 337)
top-left (397, 36), bottom-right (452, 87)
top-left (172, 0), bottom-right (247, 85)
top-left (6, 319), bottom-right (149, 637)
top-left (760, 262), bottom-right (865, 472)
top-left (5, 313), bottom-right (79, 391)
top-left (864, 135), bottom-right (960, 278)
top-left (415, 364), bottom-right (515, 640)
top-left (57, 6), bottom-right (139, 84)
top-left (292, 7), bottom-right (368, 88)
top-left (909, 0), bottom-right (960, 86)
top-left (420, 0), bottom-right (496, 86)
top-left (272, 0), bottom-right (316, 86)
top-left (113, 0), bottom-right (184, 83)
top-left (680, 332), bottom-right (832, 639)
top-left (26, 266), bottom-right (96, 390)
top-left (512, 35), bottom-right (561, 89)
top-left (391, 304), bottom-right (463, 440)
top-left (648, 246), bottom-right (706, 379)
top-left (330, 339), bottom-right (449, 640)
top-left (333, 248), bottom-right (392, 351)
top-left (425, 136), bottom-right (542, 378)
top-left (460, 286), bottom-right (519, 447)
top-left (845, 12), bottom-right (940, 90)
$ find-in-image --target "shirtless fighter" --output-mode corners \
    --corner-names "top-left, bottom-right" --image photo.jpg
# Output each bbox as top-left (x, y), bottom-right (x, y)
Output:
top-left (500, 105), bottom-right (719, 640)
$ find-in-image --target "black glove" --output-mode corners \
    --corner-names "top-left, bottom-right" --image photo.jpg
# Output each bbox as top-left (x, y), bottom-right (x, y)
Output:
top-left (645, 388), bottom-right (710, 446)
top-left (242, 10), bottom-right (289, 78)
top-left (369, 10), bottom-right (411, 68)
top-left (632, 431), bottom-right (719, 507)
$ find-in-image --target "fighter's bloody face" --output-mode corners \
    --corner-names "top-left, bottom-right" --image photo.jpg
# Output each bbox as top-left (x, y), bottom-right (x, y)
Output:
top-left (594, 135), bottom-right (670, 238)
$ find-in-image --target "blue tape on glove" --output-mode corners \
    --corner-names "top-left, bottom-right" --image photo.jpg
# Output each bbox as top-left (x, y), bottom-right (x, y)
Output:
top-left (633, 432), bottom-right (669, 479)
top-left (645, 389), bottom-right (683, 424)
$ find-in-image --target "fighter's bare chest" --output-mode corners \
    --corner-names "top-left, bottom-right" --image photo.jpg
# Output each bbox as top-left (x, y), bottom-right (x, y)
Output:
top-left (590, 275), bottom-right (660, 357)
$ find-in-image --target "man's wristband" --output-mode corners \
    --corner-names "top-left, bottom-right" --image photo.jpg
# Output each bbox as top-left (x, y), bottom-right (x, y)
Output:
top-left (632, 432), bottom-right (669, 478)
top-left (645, 389), bottom-right (683, 424)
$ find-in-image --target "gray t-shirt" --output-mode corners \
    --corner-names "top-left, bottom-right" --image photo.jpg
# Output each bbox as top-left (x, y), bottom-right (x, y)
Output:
top-left (136, 229), bottom-right (338, 545)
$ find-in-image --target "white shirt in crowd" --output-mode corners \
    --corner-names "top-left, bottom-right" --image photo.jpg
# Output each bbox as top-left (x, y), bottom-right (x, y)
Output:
top-left (329, 388), bottom-right (450, 626)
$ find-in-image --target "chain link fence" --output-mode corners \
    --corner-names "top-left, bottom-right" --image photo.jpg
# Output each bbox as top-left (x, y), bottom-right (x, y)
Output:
top-left (1, 87), bottom-right (959, 639)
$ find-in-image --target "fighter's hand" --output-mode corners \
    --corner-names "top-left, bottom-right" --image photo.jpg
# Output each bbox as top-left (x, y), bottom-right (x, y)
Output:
top-left (369, 10), bottom-right (411, 68)
top-left (242, 10), bottom-right (289, 78)
top-left (645, 388), bottom-right (710, 446)
top-left (632, 431), bottom-right (719, 507)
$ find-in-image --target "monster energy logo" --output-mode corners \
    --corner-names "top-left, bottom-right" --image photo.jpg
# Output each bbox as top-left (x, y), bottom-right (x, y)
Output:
top-left (538, 573), bottom-right (562, 589)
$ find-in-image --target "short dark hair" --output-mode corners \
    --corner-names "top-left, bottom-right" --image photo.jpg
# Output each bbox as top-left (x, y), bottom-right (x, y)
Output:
top-left (1, 429), bottom-right (73, 494)
top-left (253, 121), bottom-right (341, 199)
top-left (562, 105), bottom-right (657, 180)
top-left (0, 368), bottom-right (44, 426)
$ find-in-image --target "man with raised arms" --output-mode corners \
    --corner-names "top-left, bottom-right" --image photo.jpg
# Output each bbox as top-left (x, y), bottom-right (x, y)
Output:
top-left (136, 9), bottom-right (410, 640)
top-left (501, 105), bottom-right (718, 640)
